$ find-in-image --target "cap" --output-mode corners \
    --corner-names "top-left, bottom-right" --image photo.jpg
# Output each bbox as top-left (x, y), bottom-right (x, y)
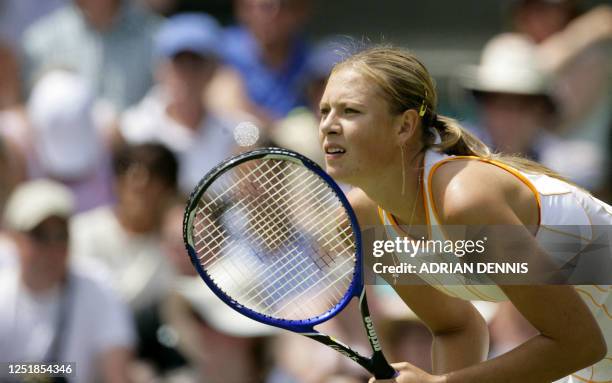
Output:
top-left (2, 179), bottom-right (75, 232)
top-left (460, 33), bottom-right (553, 96)
top-left (155, 13), bottom-right (222, 59)
top-left (174, 277), bottom-right (278, 337)
top-left (28, 70), bottom-right (100, 180)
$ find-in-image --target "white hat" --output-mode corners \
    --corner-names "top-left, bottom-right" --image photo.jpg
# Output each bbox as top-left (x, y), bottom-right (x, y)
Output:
top-left (28, 70), bottom-right (100, 180)
top-left (2, 179), bottom-right (74, 232)
top-left (460, 33), bottom-right (552, 96)
top-left (174, 276), bottom-right (278, 337)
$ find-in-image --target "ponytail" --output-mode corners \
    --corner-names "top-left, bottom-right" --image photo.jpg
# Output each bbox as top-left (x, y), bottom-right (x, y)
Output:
top-left (426, 113), bottom-right (572, 182)
top-left (427, 115), bottom-right (491, 157)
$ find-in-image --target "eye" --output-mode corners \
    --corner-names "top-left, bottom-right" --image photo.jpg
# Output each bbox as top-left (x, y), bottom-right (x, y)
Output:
top-left (344, 108), bottom-right (360, 114)
top-left (319, 107), bottom-right (330, 117)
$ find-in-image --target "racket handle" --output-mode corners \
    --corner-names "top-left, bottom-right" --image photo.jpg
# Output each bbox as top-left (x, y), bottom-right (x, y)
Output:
top-left (372, 351), bottom-right (398, 379)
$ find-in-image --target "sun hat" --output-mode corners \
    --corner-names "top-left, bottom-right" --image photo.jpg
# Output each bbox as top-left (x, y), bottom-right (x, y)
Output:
top-left (460, 33), bottom-right (554, 97)
top-left (2, 179), bottom-right (74, 232)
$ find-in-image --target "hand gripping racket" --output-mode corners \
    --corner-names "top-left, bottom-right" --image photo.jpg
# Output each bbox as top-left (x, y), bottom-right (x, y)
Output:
top-left (183, 147), bottom-right (397, 379)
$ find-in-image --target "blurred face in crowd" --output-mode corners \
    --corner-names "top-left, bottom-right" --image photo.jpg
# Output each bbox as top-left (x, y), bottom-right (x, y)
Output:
top-left (16, 216), bottom-right (70, 287)
top-left (477, 92), bottom-right (555, 155)
top-left (319, 68), bottom-right (405, 186)
top-left (514, 0), bottom-right (575, 43)
top-left (116, 164), bottom-right (175, 232)
top-left (236, 0), bottom-right (312, 48)
top-left (158, 52), bottom-right (216, 105)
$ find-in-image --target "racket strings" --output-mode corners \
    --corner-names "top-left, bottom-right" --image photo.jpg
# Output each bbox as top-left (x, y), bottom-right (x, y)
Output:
top-left (192, 161), bottom-right (302, 244)
top-left (225, 193), bottom-right (353, 306)
top-left (194, 165), bottom-right (316, 255)
top-left (199, 172), bottom-right (334, 271)
top-left (191, 158), bottom-right (357, 321)
top-left (240, 231), bottom-right (355, 310)
top-left (197, 173), bottom-right (326, 270)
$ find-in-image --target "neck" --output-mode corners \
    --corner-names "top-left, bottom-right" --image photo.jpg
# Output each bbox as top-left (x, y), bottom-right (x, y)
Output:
top-left (358, 150), bottom-right (427, 228)
top-left (167, 101), bottom-right (205, 131)
top-left (261, 40), bottom-right (292, 69)
top-left (82, 1), bottom-right (122, 32)
top-left (115, 206), bottom-right (159, 234)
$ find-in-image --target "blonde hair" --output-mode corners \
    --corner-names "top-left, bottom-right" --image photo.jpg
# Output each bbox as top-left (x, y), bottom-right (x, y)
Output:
top-left (332, 46), bottom-right (567, 181)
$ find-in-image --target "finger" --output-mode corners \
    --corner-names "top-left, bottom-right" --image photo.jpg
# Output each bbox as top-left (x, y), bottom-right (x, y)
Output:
top-left (391, 362), bottom-right (411, 369)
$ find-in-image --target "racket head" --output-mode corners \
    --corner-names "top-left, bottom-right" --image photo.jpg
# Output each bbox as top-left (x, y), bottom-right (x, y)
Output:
top-left (183, 148), bottom-right (363, 333)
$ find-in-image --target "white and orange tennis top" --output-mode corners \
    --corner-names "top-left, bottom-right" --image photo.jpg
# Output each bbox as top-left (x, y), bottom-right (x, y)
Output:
top-left (378, 150), bottom-right (611, 383)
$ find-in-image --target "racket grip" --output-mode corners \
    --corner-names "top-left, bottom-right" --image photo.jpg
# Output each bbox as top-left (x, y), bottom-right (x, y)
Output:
top-left (372, 352), bottom-right (398, 379)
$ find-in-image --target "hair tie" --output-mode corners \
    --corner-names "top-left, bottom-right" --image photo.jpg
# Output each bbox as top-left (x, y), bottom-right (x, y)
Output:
top-left (418, 100), bottom-right (427, 117)
top-left (419, 90), bottom-right (428, 117)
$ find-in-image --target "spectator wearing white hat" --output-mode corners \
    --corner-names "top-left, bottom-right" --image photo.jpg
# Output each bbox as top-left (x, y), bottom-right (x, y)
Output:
top-left (0, 179), bottom-right (135, 383)
top-left (160, 276), bottom-right (279, 383)
top-left (27, 69), bottom-right (114, 212)
top-left (119, 13), bottom-right (241, 195)
top-left (460, 32), bottom-right (604, 189)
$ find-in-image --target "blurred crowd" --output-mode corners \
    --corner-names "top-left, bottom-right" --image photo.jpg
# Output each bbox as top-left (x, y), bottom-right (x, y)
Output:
top-left (0, 0), bottom-right (610, 382)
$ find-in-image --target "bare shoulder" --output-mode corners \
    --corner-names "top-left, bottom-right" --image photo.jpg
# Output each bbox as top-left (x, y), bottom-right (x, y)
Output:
top-left (429, 158), bottom-right (538, 226)
top-left (346, 187), bottom-right (381, 227)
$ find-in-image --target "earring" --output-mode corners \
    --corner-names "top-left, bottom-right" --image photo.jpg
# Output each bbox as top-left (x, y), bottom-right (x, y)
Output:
top-left (400, 145), bottom-right (406, 196)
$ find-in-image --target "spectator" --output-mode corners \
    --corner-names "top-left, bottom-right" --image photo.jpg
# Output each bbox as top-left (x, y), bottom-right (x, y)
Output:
top-left (460, 33), bottom-right (604, 189)
top-left (0, 0), bottom-right (67, 108)
top-left (70, 143), bottom-right (179, 312)
top-left (27, 70), bottom-right (114, 212)
top-left (122, 201), bottom-right (280, 382)
top-left (22, 0), bottom-right (160, 112)
top-left (511, 0), bottom-right (580, 44)
top-left (213, 0), bottom-right (314, 123)
top-left (0, 179), bottom-right (135, 383)
top-left (511, 0), bottom-right (611, 151)
top-left (120, 13), bottom-right (240, 195)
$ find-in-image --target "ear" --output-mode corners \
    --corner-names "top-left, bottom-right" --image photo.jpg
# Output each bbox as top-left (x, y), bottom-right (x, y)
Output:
top-left (396, 109), bottom-right (420, 146)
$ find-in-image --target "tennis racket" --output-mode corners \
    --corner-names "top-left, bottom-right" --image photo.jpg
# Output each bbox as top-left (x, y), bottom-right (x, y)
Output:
top-left (183, 147), bottom-right (397, 379)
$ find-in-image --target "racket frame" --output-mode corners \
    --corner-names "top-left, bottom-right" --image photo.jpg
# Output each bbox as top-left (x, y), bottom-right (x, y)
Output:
top-left (183, 147), bottom-right (396, 379)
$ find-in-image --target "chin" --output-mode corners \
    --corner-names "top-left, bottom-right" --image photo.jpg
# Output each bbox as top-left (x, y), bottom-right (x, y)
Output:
top-left (325, 164), bottom-right (358, 185)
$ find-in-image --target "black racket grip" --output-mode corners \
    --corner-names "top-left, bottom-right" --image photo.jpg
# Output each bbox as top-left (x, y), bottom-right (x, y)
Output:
top-left (372, 351), bottom-right (398, 379)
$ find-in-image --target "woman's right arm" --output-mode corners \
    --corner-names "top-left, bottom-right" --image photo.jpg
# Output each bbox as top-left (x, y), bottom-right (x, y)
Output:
top-left (347, 188), bottom-right (490, 374)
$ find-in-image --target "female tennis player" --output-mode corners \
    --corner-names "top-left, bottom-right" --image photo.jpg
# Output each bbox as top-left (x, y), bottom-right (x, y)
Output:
top-left (318, 46), bottom-right (610, 383)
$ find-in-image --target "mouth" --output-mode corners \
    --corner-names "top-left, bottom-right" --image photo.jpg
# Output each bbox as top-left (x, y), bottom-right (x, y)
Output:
top-left (324, 143), bottom-right (346, 159)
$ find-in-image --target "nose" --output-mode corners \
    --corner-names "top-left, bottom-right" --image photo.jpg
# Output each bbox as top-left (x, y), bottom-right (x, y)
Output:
top-left (319, 111), bottom-right (341, 137)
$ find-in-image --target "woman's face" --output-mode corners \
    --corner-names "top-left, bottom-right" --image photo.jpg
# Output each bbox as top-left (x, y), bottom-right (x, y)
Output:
top-left (318, 67), bottom-right (402, 184)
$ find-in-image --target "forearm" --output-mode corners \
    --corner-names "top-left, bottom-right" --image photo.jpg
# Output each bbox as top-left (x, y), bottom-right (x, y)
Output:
top-left (538, 5), bottom-right (612, 72)
top-left (443, 334), bottom-right (602, 383)
top-left (431, 310), bottom-right (489, 374)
